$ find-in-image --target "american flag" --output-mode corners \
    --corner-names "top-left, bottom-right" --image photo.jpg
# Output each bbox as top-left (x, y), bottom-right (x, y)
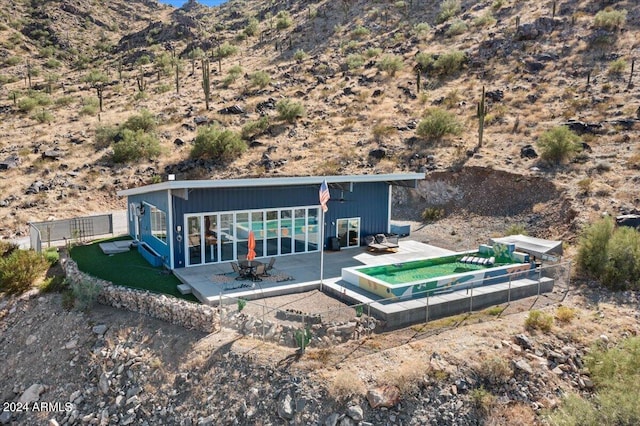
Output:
top-left (319, 180), bottom-right (330, 212)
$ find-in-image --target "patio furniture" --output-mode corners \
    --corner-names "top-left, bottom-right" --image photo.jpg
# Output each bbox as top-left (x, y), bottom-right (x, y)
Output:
top-left (252, 263), bottom-right (266, 281)
top-left (263, 257), bottom-right (276, 276)
top-left (231, 262), bottom-right (250, 280)
top-left (366, 233), bottom-right (400, 253)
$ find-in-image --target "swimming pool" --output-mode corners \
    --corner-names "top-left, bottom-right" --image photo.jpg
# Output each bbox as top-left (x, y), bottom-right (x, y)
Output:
top-left (342, 245), bottom-right (534, 299)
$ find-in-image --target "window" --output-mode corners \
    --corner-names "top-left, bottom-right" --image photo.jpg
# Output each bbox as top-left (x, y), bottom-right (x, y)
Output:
top-left (150, 205), bottom-right (167, 244)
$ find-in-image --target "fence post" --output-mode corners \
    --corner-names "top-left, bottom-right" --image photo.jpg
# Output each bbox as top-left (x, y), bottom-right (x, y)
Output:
top-left (537, 266), bottom-right (542, 297)
top-left (508, 275), bottom-right (512, 304)
top-left (426, 292), bottom-right (429, 323)
top-left (262, 305), bottom-right (266, 340)
top-left (302, 314), bottom-right (306, 353)
top-left (469, 281), bottom-right (474, 313)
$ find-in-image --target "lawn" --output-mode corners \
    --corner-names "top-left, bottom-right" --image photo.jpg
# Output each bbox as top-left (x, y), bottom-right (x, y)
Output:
top-left (69, 238), bottom-right (198, 302)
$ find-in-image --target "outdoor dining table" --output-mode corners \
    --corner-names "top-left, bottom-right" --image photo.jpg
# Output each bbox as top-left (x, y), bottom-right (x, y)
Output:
top-left (239, 260), bottom-right (263, 280)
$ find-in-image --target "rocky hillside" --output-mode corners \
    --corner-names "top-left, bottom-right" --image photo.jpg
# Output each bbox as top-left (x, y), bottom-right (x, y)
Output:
top-left (0, 0), bottom-right (637, 240)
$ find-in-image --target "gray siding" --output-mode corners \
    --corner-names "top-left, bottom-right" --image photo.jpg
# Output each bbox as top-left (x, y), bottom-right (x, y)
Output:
top-left (126, 191), bottom-right (171, 266)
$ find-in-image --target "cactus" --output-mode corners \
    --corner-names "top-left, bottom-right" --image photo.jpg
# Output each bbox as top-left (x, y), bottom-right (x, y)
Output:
top-left (117, 57), bottom-right (123, 80)
top-left (477, 85), bottom-right (486, 148)
top-left (416, 69), bottom-right (421, 93)
top-left (201, 58), bottom-right (210, 110)
top-left (136, 68), bottom-right (146, 92)
top-left (629, 58), bottom-right (635, 88)
top-left (26, 59), bottom-right (32, 89)
top-left (552, 1), bottom-right (556, 18)
top-left (515, 16), bottom-right (521, 31)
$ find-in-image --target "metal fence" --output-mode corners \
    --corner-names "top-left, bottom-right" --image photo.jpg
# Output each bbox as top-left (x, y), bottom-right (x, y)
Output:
top-left (219, 261), bottom-right (571, 349)
top-left (29, 213), bottom-right (115, 252)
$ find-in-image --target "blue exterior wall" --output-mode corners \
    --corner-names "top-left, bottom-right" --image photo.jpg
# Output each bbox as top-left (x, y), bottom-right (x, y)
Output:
top-left (166, 181), bottom-right (391, 268)
top-left (126, 190), bottom-right (171, 267)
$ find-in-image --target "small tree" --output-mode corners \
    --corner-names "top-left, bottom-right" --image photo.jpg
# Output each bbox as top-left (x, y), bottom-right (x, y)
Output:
top-left (201, 59), bottom-right (211, 110)
top-left (537, 126), bottom-right (582, 165)
top-left (275, 11), bottom-right (292, 30)
top-left (214, 42), bottom-right (238, 73)
top-left (244, 18), bottom-right (259, 37)
top-left (577, 217), bottom-right (614, 280)
top-left (250, 71), bottom-right (271, 89)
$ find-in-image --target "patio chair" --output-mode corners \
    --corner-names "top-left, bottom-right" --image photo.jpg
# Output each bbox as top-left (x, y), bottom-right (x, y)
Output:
top-left (263, 257), bottom-right (276, 276)
top-left (231, 262), bottom-right (249, 280)
top-left (366, 233), bottom-right (399, 252)
top-left (252, 263), bottom-right (266, 281)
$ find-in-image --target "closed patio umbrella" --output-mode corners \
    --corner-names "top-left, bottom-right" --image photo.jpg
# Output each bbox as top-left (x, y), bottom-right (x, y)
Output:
top-left (247, 230), bottom-right (256, 264)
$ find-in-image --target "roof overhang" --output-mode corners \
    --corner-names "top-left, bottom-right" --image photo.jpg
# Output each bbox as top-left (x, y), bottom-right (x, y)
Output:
top-left (117, 173), bottom-right (425, 197)
top-left (490, 234), bottom-right (563, 260)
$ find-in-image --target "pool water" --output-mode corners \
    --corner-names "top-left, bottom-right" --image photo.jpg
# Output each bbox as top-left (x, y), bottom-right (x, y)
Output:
top-left (359, 255), bottom-right (503, 285)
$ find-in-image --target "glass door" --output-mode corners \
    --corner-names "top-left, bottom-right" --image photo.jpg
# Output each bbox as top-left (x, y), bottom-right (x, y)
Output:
top-left (337, 218), bottom-right (360, 248)
top-left (187, 216), bottom-right (202, 265)
top-left (220, 213), bottom-right (234, 261)
top-left (204, 214), bottom-right (218, 263)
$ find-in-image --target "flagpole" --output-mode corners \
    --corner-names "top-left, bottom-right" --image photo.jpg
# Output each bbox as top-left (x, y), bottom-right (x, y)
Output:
top-left (319, 206), bottom-right (325, 292)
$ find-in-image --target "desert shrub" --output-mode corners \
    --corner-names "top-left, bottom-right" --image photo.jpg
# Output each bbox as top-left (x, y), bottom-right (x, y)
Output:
top-left (372, 123), bottom-right (397, 142)
top-left (577, 177), bottom-right (593, 195)
top-left (421, 207), bottom-right (445, 223)
top-left (0, 74), bottom-right (18, 85)
top-left (548, 337), bottom-right (640, 425)
top-left (244, 17), bottom-right (259, 37)
top-left (470, 387), bottom-right (497, 417)
top-left (477, 356), bottom-right (512, 385)
top-left (555, 306), bottom-right (576, 324)
top-left (79, 96), bottom-right (100, 116)
top-left (122, 109), bottom-right (156, 133)
top-left (601, 226), bottom-right (640, 290)
top-left (275, 11), bottom-right (292, 30)
top-left (537, 126), bottom-right (582, 164)
top-left (95, 125), bottom-right (120, 150)
top-left (0, 241), bottom-right (19, 257)
top-left (276, 98), bottom-right (305, 122)
top-left (525, 310), bottom-right (553, 332)
top-left (474, 11), bottom-right (496, 27)
top-left (413, 22), bottom-right (431, 37)
top-left (379, 360), bottom-right (427, 396)
top-left (485, 306), bottom-right (505, 316)
top-left (433, 50), bottom-right (466, 76)
top-left (445, 20), bottom-right (468, 37)
top-left (112, 129), bottom-right (161, 163)
top-left (607, 58), bottom-right (627, 76)
top-left (594, 9), bottom-right (627, 30)
top-left (415, 52), bottom-right (435, 71)
top-left (351, 25), bottom-right (370, 39)
top-left (55, 95), bottom-right (74, 106)
top-left (0, 249), bottom-right (49, 294)
top-left (18, 93), bottom-right (51, 113)
top-left (487, 403), bottom-right (536, 425)
top-left (190, 125), bottom-right (246, 162)
top-left (71, 279), bottom-right (101, 311)
top-left (437, 0), bottom-right (461, 24)
top-left (365, 47), bottom-right (382, 58)
top-left (505, 224), bottom-right (527, 236)
top-left (577, 216), bottom-right (614, 279)
top-left (377, 55), bottom-right (404, 77)
top-left (5, 55), bottom-right (21, 66)
top-left (241, 116), bottom-right (270, 140)
top-left (328, 370), bottom-right (365, 403)
top-left (44, 58), bottom-right (61, 69)
top-left (416, 108), bottom-right (462, 140)
top-left (250, 71), bottom-right (271, 89)
top-left (293, 49), bottom-right (307, 61)
top-left (345, 53), bottom-right (365, 70)
top-left (33, 109), bottom-right (53, 123)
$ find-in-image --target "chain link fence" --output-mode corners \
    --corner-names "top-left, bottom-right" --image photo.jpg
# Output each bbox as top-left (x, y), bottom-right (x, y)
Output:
top-left (29, 213), bottom-right (116, 252)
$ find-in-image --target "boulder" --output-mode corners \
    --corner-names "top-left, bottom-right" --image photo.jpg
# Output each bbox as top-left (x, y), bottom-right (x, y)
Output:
top-left (277, 390), bottom-right (295, 420)
top-left (366, 385), bottom-right (401, 408)
top-left (369, 148), bottom-right (386, 160)
top-left (513, 333), bottom-right (534, 350)
top-left (218, 105), bottom-right (245, 115)
top-left (564, 120), bottom-right (604, 135)
top-left (346, 405), bottom-right (363, 421)
top-left (0, 155), bottom-right (19, 170)
top-left (520, 145), bottom-right (538, 159)
top-left (19, 383), bottom-right (46, 404)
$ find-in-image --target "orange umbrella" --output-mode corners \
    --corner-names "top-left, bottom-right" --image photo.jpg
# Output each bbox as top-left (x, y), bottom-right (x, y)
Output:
top-left (247, 230), bottom-right (256, 262)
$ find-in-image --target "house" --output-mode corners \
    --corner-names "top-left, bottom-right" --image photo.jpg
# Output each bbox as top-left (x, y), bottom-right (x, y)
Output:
top-left (117, 173), bottom-right (424, 270)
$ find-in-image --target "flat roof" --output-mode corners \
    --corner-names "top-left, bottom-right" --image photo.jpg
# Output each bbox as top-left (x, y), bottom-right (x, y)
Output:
top-left (117, 173), bottom-right (425, 197)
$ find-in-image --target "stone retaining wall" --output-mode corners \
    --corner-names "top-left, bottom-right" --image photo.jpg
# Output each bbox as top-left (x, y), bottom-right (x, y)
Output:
top-left (62, 255), bottom-right (377, 348)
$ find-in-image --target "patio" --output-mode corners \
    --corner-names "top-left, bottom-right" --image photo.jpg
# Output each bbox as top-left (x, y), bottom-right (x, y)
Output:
top-left (173, 240), bottom-right (454, 306)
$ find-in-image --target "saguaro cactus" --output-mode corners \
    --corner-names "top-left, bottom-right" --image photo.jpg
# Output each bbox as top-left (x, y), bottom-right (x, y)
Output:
top-left (202, 58), bottom-right (210, 110)
top-left (477, 85), bottom-right (487, 148)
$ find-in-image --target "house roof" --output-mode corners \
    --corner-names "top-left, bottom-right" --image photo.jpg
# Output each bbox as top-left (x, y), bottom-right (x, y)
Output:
top-left (117, 173), bottom-right (425, 197)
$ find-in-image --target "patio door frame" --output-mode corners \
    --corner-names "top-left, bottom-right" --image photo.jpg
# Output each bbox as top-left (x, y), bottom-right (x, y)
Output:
top-left (336, 217), bottom-right (361, 249)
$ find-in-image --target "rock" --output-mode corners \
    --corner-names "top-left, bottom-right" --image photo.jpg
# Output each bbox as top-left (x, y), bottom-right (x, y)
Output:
top-left (366, 385), bottom-right (401, 409)
top-left (369, 148), bottom-right (386, 160)
top-left (520, 145), bottom-right (538, 159)
top-left (372, 89), bottom-right (383, 97)
top-left (218, 105), bottom-right (245, 115)
top-left (92, 324), bottom-right (107, 335)
top-left (0, 411), bottom-right (12, 425)
top-left (0, 155), bottom-right (20, 170)
top-left (324, 413), bottom-right (340, 426)
top-left (64, 338), bottom-right (78, 349)
top-left (524, 60), bottom-right (545, 73)
top-left (98, 372), bottom-right (109, 395)
top-left (193, 116), bottom-right (209, 125)
top-left (346, 405), bottom-right (363, 421)
top-left (599, 334), bottom-right (609, 344)
top-left (564, 120), bottom-right (604, 135)
top-left (19, 383), bottom-right (46, 404)
top-left (485, 89), bottom-right (504, 102)
top-left (26, 334), bottom-right (37, 345)
top-left (515, 23), bottom-right (541, 41)
top-left (277, 390), bottom-right (294, 420)
top-left (42, 150), bottom-right (64, 160)
top-left (513, 359), bottom-right (533, 375)
top-left (513, 334), bottom-right (534, 350)
top-left (174, 138), bottom-right (185, 146)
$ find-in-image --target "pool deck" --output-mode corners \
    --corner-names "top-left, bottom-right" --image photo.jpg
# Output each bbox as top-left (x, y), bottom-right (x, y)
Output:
top-left (173, 240), bottom-right (454, 305)
top-left (173, 239), bottom-right (555, 329)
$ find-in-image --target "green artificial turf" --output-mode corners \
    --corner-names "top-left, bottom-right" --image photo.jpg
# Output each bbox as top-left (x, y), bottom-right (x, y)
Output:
top-left (69, 238), bottom-right (198, 302)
